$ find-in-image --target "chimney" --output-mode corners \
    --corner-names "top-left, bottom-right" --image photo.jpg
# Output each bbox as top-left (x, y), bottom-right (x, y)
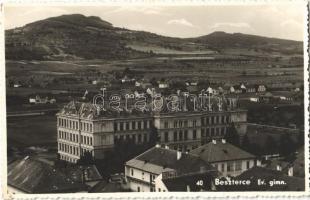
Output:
top-left (288, 166), bottom-right (294, 177)
top-left (177, 151), bottom-right (182, 160)
top-left (183, 92), bottom-right (189, 112)
top-left (200, 166), bottom-right (206, 173)
top-left (276, 165), bottom-right (282, 171)
top-left (155, 144), bottom-right (160, 148)
top-left (221, 139), bottom-right (226, 144)
top-left (165, 145), bottom-right (169, 149)
top-left (186, 185), bottom-right (191, 192)
top-left (212, 139), bottom-right (217, 144)
top-left (256, 159), bottom-right (262, 167)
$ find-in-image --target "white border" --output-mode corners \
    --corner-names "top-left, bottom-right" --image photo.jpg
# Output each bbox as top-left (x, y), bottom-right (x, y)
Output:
top-left (1, 0), bottom-right (309, 199)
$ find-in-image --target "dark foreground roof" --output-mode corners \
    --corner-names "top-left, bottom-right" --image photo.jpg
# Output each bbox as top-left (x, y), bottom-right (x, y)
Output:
top-left (64, 164), bottom-right (103, 182)
top-left (126, 147), bottom-right (216, 176)
top-left (191, 141), bottom-right (255, 163)
top-left (162, 172), bottom-right (216, 192)
top-left (232, 167), bottom-right (305, 191)
top-left (8, 157), bottom-right (87, 193)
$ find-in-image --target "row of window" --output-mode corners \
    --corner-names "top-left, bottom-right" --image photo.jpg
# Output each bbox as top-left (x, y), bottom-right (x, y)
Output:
top-left (114, 120), bottom-right (151, 131)
top-left (171, 144), bottom-right (199, 152)
top-left (163, 116), bottom-right (229, 129)
top-left (201, 127), bottom-right (226, 137)
top-left (164, 120), bottom-right (197, 129)
top-left (130, 168), bottom-right (156, 183)
top-left (115, 133), bottom-right (149, 143)
top-left (163, 130), bottom-right (197, 142)
top-left (201, 116), bottom-right (230, 126)
top-left (59, 143), bottom-right (80, 156)
top-left (58, 118), bottom-right (93, 132)
top-left (58, 130), bottom-right (93, 146)
top-left (60, 154), bottom-right (77, 163)
top-left (214, 161), bottom-right (251, 172)
top-left (136, 187), bottom-right (164, 192)
top-left (59, 142), bottom-right (92, 157)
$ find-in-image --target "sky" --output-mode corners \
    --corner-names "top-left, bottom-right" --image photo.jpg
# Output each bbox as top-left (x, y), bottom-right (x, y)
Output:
top-left (4, 4), bottom-right (305, 41)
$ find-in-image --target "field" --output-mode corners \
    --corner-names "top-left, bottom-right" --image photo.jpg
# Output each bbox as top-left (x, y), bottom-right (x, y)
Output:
top-left (5, 54), bottom-right (304, 150)
top-left (6, 56), bottom-right (303, 84)
top-left (126, 44), bottom-right (215, 55)
top-left (7, 115), bottom-right (57, 148)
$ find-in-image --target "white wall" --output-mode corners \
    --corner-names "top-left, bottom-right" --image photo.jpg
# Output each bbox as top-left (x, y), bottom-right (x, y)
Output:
top-left (213, 159), bottom-right (255, 177)
top-left (125, 165), bottom-right (158, 192)
top-left (154, 174), bottom-right (168, 192)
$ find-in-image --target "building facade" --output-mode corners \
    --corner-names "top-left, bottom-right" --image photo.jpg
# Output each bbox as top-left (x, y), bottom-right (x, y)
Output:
top-left (57, 101), bottom-right (153, 163)
top-left (57, 96), bottom-right (247, 163)
top-left (154, 109), bottom-right (247, 152)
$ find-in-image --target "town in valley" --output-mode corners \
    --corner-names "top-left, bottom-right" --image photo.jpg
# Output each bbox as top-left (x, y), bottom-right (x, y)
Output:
top-left (5, 8), bottom-right (305, 193)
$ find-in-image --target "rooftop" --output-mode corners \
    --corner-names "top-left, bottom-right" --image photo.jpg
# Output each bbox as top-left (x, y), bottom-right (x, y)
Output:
top-left (162, 172), bottom-right (215, 191)
top-left (235, 167), bottom-right (305, 191)
top-left (63, 164), bottom-right (103, 182)
top-left (191, 140), bottom-right (255, 163)
top-left (58, 97), bottom-right (245, 120)
top-left (8, 157), bottom-right (87, 193)
top-left (126, 146), bottom-right (216, 176)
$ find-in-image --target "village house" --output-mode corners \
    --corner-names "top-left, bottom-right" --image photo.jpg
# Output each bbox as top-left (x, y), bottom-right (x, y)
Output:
top-left (229, 86), bottom-right (235, 93)
top-left (121, 75), bottom-right (135, 84)
top-left (158, 81), bottom-right (169, 89)
top-left (230, 84), bottom-right (245, 94)
top-left (29, 95), bottom-right (56, 104)
top-left (256, 84), bottom-right (267, 93)
top-left (185, 81), bottom-right (198, 93)
top-left (246, 85), bottom-right (256, 93)
top-left (13, 83), bottom-right (22, 88)
top-left (191, 139), bottom-right (256, 177)
top-left (124, 145), bottom-right (217, 192)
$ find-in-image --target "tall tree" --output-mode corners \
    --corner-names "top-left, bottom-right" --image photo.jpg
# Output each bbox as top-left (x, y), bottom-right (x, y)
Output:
top-left (224, 123), bottom-right (240, 146)
top-left (149, 125), bottom-right (159, 147)
top-left (279, 133), bottom-right (295, 157)
top-left (241, 134), bottom-right (251, 152)
top-left (264, 135), bottom-right (278, 155)
top-left (77, 151), bottom-right (94, 166)
top-left (297, 130), bottom-right (304, 147)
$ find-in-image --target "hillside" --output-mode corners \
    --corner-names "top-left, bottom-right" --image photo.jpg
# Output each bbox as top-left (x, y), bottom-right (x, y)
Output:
top-left (192, 31), bottom-right (303, 54)
top-left (5, 14), bottom-right (303, 60)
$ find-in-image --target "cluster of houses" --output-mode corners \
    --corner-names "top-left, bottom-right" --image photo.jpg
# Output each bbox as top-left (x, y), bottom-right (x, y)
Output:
top-left (7, 139), bottom-right (304, 193)
top-left (124, 140), bottom-right (304, 192)
top-left (29, 95), bottom-right (56, 104)
top-left (133, 78), bottom-right (268, 94)
top-left (121, 75), bottom-right (301, 95)
top-left (114, 76), bottom-right (302, 105)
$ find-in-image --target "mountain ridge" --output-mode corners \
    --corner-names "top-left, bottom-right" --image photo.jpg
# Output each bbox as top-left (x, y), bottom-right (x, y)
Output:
top-left (5, 14), bottom-right (303, 60)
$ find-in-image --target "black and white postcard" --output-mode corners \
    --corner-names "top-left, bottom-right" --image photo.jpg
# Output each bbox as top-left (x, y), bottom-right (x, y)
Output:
top-left (1, 0), bottom-right (309, 199)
